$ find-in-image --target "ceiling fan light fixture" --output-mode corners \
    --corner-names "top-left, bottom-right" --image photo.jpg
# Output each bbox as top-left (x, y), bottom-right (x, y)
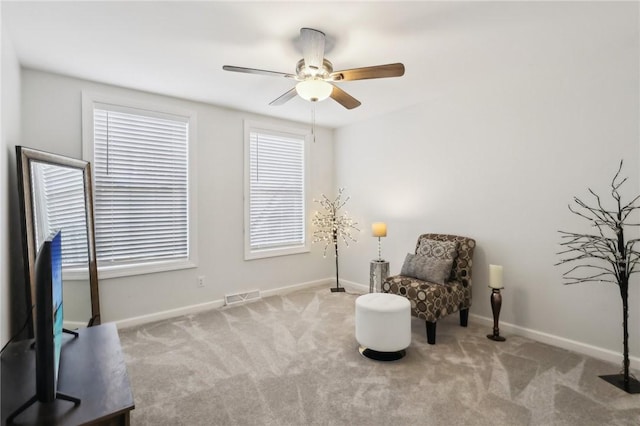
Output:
top-left (296, 79), bottom-right (332, 102)
top-left (224, 27), bottom-right (404, 110)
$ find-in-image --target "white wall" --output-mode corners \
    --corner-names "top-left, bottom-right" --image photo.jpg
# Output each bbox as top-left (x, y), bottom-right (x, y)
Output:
top-left (20, 69), bottom-right (334, 325)
top-left (335, 2), bottom-right (640, 361)
top-left (8, 1), bottom-right (639, 366)
top-left (1, 23), bottom-right (24, 346)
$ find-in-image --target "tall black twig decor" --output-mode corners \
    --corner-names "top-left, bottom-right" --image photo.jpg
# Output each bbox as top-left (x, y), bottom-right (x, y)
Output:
top-left (312, 188), bottom-right (359, 292)
top-left (557, 160), bottom-right (640, 394)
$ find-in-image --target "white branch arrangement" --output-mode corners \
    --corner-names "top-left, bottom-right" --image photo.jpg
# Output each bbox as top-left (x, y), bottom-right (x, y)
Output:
top-left (556, 160), bottom-right (640, 393)
top-left (312, 188), bottom-right (359, 257)
top-left (312, 188), bottom-right (359, 291)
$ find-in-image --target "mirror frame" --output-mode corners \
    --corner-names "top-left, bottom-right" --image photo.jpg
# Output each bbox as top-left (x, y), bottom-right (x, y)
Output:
top-left (16, 146), bottom-right (100, 335)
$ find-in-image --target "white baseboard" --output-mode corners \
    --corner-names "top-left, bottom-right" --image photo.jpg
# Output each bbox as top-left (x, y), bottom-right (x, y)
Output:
top-left (470, 313), bottom-right (640, 367)
top-left (115, 299), bottom-right (226, 329)
top-left (260, 278), bottom-right (333, 298)
top-left (339, 279), bottom-right (368, 294)
top-left (115, 278), bottom-right (333, 330)
top-left (113, 277), bottom-right (637, 368)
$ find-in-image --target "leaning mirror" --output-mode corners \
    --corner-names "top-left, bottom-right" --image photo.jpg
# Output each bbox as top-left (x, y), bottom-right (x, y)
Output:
top-left (17, 146), bottom-right (100, 335)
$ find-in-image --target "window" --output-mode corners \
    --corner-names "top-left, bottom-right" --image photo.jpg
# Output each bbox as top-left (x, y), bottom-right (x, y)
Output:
top-left (244, 121), bottom-right (309, 259)
top-left (31, 164), bottom-right (88, 267)
top-left (82, 93), bottom-right (197, 278)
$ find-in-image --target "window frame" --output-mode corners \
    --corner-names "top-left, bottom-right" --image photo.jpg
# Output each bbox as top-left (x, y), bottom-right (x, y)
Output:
top-left (244, 120), bottom-right (311, 260)
top-left (81, 91), bottom-right (198, 279)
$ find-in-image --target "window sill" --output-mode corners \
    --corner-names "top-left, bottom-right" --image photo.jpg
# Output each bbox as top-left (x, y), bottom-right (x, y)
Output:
top-left (63, 259), bottom-right (197, 281)
top-left (245, 245), bottom-right (310, 260)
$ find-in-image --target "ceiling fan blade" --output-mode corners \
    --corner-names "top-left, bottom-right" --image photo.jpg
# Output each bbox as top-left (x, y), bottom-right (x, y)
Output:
top-left (330, 63), bottom-right (405, 81)
top-left (300, 28), bottom-right (325, 74)
top-left (223, 65), bottom-right (295, 79)
top-left (330, 84), bottom-right (361, 110)
top-left (269, 87), bottom-right (298, 106)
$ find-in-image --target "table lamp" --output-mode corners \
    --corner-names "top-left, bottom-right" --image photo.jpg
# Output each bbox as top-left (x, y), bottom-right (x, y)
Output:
top-left (372, 222), bottom-right (387, 261)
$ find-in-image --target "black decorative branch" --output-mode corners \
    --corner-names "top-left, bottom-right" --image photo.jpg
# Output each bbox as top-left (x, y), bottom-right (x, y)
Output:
top-left (556, 160), bottom-right (640, 393)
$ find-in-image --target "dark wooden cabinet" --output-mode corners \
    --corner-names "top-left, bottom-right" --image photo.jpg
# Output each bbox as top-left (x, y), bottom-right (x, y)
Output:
top-left (2, 323), bottom-right (134, 425)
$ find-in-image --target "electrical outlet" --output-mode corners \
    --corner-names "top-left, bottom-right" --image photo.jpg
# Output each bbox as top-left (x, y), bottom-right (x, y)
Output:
top-left (197, 276), bottom-right (205, 288)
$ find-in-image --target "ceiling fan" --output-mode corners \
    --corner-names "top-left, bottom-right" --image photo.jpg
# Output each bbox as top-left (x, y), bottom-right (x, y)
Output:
top-left (223, 28), bottom-right (405, 110)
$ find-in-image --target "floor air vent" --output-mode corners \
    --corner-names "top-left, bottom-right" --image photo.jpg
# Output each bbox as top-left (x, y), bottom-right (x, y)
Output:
top-left (225, 290), bottom-right (261, 306)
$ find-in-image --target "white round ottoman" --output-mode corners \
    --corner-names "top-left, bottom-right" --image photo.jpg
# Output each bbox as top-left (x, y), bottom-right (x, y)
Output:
top-left (355, 293), bottom-right (411, 361)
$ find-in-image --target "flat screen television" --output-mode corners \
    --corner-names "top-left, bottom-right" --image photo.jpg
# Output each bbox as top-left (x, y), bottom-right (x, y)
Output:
top-left (7, 230), bottom-right (80, 423)
top-left (34, 229), bottom-right (64, 402)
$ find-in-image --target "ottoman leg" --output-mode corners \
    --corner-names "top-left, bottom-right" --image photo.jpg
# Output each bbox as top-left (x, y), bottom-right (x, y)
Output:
top-left (426, 321), bottom-right (436, 345)
top-left (359, 346), bottom-right (406, 361)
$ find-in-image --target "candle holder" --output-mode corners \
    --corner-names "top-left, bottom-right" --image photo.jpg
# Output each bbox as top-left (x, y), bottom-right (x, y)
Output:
top-left (487, 287), bottom-right (506, 341)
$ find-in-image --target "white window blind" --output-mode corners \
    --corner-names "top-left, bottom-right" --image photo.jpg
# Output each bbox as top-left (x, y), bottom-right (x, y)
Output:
top-left (31, 164), bottom-right (88, 267)
top-left (248, 129), bottom-right (306, 254)
top-left (93, 106), bottom-right (189, 265)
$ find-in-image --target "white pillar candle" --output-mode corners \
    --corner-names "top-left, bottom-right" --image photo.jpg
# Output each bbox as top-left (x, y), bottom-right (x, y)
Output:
top-left (371, 222), bottom-right (387, 237)
top-left (489, 264), bottom-right (504, 289)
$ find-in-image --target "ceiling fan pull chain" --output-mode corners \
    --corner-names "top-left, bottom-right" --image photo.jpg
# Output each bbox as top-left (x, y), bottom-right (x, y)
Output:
top-left (106, 111), bottom-right (110, 176)
top-left (311, 104), bottom-right (316, 143)
top-left (256, 133), bottom-right (260, 182)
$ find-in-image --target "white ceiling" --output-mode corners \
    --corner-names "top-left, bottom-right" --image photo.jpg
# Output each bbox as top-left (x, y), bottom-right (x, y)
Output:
top-left (2, 1), bottom-right (630, 128)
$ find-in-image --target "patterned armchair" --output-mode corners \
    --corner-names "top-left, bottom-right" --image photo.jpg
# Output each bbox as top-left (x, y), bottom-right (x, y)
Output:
top-left (382, 234), bottom-right (476, 344)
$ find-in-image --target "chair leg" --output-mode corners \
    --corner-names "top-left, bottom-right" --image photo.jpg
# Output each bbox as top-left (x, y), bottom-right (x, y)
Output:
top-left (426, 321), bottom-right (436, 345)
top-left (460, 308), bottom-right (469, 327)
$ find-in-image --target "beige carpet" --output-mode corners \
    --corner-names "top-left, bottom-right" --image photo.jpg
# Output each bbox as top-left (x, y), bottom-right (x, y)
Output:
top-left (119, 285), bottom-right (640, 425)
